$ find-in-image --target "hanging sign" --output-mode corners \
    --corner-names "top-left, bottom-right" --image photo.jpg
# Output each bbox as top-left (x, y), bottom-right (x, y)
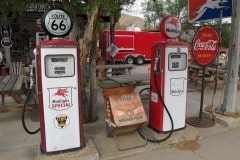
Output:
top-left (106, 43), bottom-right (119, 57)
top-left (192, 26), bottom-right (219, 66)
top-left (25, 3), bottom-right (48, 13)
top-left (188, 0), bottom-right (232, 23)
top-left (1, 38), bottom-right (13, 48)
top-left (41, 8), bottom-right (73, 37)
top-left (1, 25), bottom-right (11, 38)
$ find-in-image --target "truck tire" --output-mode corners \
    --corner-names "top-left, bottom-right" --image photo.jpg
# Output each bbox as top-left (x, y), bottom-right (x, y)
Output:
top-left (136, 56), bottom-right (145, 65)
top-left (126, 56), bottom-right (134, 64)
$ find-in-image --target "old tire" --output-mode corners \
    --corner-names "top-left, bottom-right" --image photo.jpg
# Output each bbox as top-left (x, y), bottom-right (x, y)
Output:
top-left (136, 56), bottom-right (145, 65)
top-left (126, 56), bottom-right (134, 64)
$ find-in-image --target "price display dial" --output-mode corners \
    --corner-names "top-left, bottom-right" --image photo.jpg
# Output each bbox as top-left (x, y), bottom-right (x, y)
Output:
top-left (41, 8), bottom-right (73, 37)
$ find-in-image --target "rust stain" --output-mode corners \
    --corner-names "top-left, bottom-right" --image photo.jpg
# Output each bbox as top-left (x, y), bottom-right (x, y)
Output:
top-left (175, 139), bottom-right (200, 151)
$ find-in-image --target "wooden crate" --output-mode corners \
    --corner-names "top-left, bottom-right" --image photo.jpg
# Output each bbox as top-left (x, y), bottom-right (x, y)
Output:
top-left (103, 86), bottom-right (147, 137)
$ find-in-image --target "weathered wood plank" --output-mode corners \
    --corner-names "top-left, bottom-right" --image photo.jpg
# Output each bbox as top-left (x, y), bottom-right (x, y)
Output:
top-left (102, 74), bottom-right (150, 89)
top-left (0, 76), bottom-right (4, 82)
top-left (96, 64), bottom-right (136, 69)
top-left (108, 74), bottom-right (149, 84)
top-left (12, 75), bottom-right (24, 92)
top-left (0, 75), bottom-right (25, 107)
top-left (0, 75), bottom-right (11, 92)
top-left (2, 75), bottom-right (18, 94)
top-left (11, 93), bottom-right (23, 103)
top-left (0, 105), bottom-right (29, 112)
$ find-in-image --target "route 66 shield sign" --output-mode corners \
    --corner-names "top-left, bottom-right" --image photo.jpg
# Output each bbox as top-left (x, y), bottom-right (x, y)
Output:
top-left (41, 8), bottom-right (73, 37)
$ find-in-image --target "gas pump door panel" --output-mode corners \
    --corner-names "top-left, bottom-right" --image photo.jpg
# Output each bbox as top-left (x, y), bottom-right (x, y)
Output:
top-left (45, 54), bottom-right (75, 77)
top-left (168, 53), bottom-right (187, 71)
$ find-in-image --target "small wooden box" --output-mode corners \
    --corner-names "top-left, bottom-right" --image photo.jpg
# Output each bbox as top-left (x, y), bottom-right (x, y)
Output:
top-left (103, 87), bottom-right (147, 136)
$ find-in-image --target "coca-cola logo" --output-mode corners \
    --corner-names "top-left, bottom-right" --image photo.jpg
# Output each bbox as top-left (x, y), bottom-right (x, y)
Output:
top-left (192, 26), bottom-right (219, 66)
top-left (194, 39), bottom-right (218, 51)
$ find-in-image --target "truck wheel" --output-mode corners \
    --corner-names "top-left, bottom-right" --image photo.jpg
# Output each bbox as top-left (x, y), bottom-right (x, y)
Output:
top-left (136, 56), bottom-right (145, 65)
top-left (126, 56), bottom-right (134, 64)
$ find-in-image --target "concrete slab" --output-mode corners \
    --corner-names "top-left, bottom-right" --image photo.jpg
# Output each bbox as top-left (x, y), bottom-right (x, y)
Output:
top-left (119, 123), bottom-right (236, 160)
top-left (197, 128), bottom-right (240, 160)
top-left (1, 64), bottom-right (240, 160)
top-left (38, 139), bottom-right (99, 160)
top-left (203, 111), bottom-right (240, 129)
top-left (0, 145), bottom-right (38, 160)
top-left (139, 124), bottom-right (199, 148)
top-left (120, 147), bottom-right (203, 160)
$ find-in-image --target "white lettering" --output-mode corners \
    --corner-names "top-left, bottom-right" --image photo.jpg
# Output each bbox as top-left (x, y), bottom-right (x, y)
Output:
top-left (51, 13), bottom-right (66, 19)
top-left (205, 40), bottom-right (218, 50)
top-left (194, 39), bottom-right (217, 51)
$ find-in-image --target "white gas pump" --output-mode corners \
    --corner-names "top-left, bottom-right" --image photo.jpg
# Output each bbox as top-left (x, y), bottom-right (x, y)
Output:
top-left (34, 8), bottom-right (84, 153)
top-left (36, 39), bottom-right (84, 152)
top-left (148, 15), bottom-right (188, 133)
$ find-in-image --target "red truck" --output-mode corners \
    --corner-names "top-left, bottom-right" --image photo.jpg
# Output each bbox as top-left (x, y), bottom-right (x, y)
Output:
top-left (99, 30), bottom-right (166, 64)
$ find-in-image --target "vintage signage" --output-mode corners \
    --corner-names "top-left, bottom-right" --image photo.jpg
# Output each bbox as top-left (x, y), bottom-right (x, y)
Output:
top-left (109, 93), bottom-right (147, 127)
top-left (170, 78), bottom-right (185, 96)
top-left (1, 25), bottom-right (11, 38)
top-left (23, 3), bottom-right (48, 22)
top-left (192, 26), bottom-right (219, 66)
top-left (25, 3), bottom-right (48, 13)
top-left (160, 14), bottom-right (182, 39)
top-left (48, 87), bottom-right (73, 111)
top-left (106, 43), bottom-right (119, 57)
top-left (1, 38), bottom-right (13, 48)
top-left (54, 114), bottom-right (70, 129)
top-left (188, 0), bottom-right (232, 23)
top-left (41, 8), bottom-right (73, 37)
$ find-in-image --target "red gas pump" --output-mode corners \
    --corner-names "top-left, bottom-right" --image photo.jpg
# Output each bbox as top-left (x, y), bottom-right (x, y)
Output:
top-left (149, 15), bottom-right (188, 132)
top-left (149, 41), bottom-right (188, 132)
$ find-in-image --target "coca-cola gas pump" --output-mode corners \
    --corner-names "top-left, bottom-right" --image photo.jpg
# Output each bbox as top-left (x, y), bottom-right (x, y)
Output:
top-left (149, 15), bottom-right (188, 132)
top-left (32, 8), bottom-right (84, 153)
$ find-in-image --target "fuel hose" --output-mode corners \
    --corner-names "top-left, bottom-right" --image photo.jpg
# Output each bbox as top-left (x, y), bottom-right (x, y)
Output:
top-left (138, 73), bottom-right (174, 143)
top-left (21, 87), bottom-right (40, 134)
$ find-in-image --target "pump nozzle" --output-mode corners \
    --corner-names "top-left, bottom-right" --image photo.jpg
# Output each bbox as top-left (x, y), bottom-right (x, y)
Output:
top-left (154, 48), bottom-right (161, 74)
top-left (29, 65), bottom-right (34, 89)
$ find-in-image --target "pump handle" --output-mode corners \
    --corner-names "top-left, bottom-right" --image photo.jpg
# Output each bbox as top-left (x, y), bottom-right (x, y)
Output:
top-left (154, 46), bottom-right (161, 74)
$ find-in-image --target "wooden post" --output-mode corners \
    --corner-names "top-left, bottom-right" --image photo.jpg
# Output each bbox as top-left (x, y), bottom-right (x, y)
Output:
top-left (110, 15), bottom-right (115, 65)
top-left (221, 0), bottom-right (240, 113)
top-left (5, 47), bottom-right (11, 66)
